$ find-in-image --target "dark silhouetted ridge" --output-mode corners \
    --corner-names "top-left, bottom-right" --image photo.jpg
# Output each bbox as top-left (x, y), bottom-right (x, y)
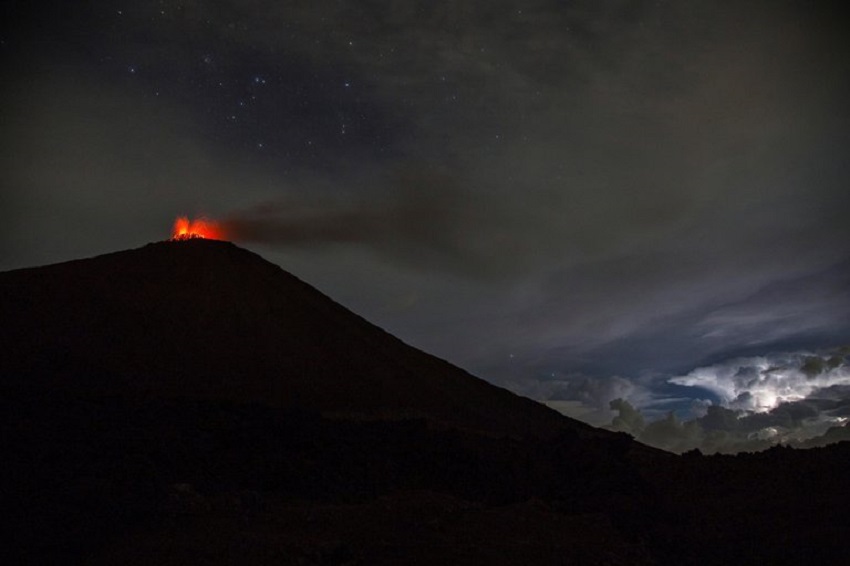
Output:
top-left (0, 239), bottom-right (590, 439)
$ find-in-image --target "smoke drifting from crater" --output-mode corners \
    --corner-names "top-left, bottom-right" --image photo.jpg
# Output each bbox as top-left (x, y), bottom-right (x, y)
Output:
top-left (222, 191), bottom-right (474, 273)
top-left (220, 168), bottom-right (531, 278)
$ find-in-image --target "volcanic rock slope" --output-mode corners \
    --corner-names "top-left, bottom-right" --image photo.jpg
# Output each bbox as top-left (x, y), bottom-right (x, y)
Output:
top-left (0, 239), bottom-right (583, 439)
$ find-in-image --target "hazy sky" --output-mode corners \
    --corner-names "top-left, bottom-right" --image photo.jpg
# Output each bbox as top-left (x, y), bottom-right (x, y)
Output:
top-left (3, 1), bottom-right (849, 447)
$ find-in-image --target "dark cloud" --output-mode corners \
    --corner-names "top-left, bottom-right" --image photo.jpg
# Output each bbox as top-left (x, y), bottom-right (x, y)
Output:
top-left (547, 375), bottom-right (638, 408)
top-left (608, 398), bottom-right (645, 436)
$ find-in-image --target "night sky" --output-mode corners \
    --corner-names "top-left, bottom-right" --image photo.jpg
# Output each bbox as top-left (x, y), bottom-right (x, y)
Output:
top-left (3, 1), bottom-right (850, 451)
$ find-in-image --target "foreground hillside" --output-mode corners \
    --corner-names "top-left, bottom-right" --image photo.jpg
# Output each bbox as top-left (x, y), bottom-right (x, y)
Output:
top-left (1, 392), bottom-right (657, 564)
top-left (3, 389), bottom-right (848, 565)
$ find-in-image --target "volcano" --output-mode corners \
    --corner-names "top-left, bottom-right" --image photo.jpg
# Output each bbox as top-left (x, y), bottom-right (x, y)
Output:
top-left (3, 240), bottom-right (849, 565)
top-left (0, 238), bottom-right (588, 438)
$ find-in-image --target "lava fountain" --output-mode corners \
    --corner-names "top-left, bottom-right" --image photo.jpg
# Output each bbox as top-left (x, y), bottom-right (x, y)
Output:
top-left (170, 216), bottom-right (225, 241)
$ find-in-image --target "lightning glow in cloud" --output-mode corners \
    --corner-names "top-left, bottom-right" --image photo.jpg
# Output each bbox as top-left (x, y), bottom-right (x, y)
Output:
top-left (670, 352), bottom-right (850, 412)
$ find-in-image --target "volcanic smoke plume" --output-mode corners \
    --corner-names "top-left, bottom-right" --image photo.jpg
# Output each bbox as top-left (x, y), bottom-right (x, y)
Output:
top-left (216, 180), bottom-right (501, 276)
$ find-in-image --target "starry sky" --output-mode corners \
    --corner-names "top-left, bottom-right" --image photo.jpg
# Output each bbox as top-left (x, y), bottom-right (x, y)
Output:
top-left (3, 1), bottom-right (850, 451)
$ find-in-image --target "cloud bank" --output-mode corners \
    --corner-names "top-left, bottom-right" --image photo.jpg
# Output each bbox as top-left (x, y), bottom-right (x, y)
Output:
top-left (670, 351), bottom-right (850, 412)
top-left (586, 347), bottom-right (850, 453)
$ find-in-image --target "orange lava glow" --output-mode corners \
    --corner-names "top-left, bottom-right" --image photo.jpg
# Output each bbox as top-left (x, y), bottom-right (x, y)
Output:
top-left (170, 216), bottom-right (225, 241)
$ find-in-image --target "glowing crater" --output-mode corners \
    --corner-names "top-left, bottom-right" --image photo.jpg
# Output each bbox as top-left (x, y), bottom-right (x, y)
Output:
top-left (170, 216), bottom-right (224, 241)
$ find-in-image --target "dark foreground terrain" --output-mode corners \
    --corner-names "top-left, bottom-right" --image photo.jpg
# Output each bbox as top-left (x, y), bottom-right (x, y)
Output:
top-left (3, 390), bottom-right (849, 565)
top-left (2, 241), bottom-right (849, 564)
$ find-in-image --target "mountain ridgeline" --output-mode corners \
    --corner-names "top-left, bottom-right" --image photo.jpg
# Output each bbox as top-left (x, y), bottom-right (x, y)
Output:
top-left (0, 239), bottom-right (593, 438)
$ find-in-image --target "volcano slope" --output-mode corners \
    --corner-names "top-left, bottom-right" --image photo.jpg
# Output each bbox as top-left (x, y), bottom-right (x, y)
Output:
top-left (0, 239), bottom-right (606, 438)
top-left (1, 240), bottom-right (848, 565)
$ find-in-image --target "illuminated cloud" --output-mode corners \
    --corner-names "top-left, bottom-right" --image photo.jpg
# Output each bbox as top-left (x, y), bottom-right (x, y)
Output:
top-left (593, 347), bottom-right (850, 453)
top-left (670, 350), bottom-right (850, 412)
